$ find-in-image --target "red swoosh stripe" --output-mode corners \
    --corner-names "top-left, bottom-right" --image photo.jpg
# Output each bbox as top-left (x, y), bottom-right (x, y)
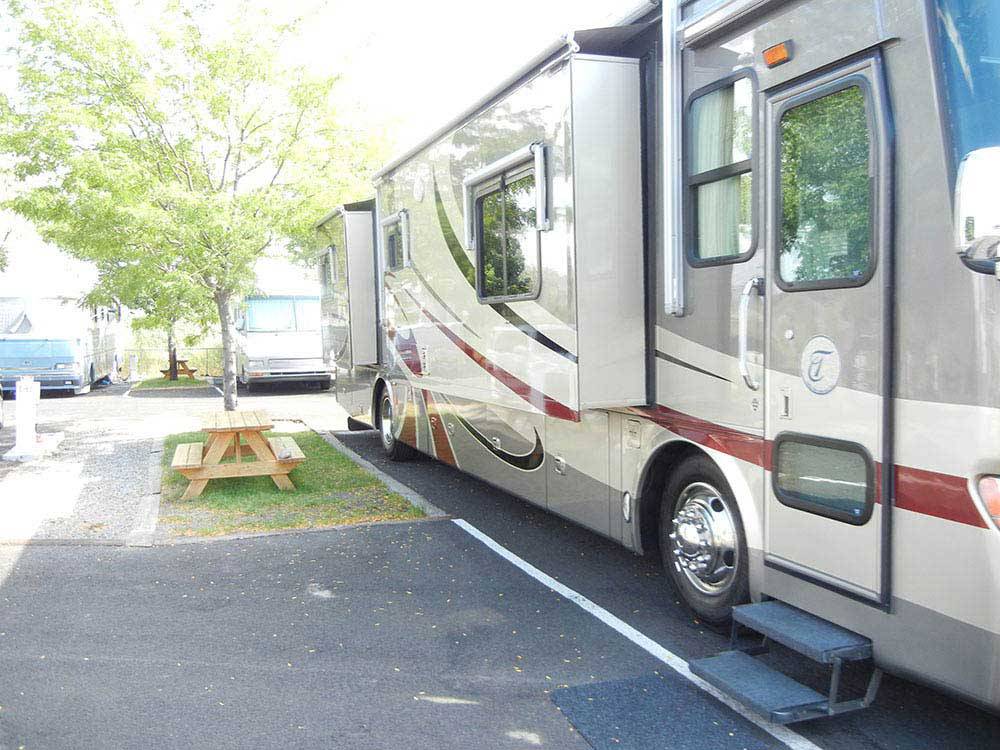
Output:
top-left (421, 307), bottom-right (580, 422)
top-left (422, 389), bottom-right (458, 467)
top-left (632, 405), bottom-right (987, 529)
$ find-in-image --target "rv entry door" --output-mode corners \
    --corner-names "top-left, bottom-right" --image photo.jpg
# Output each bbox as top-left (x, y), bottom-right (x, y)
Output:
top-left (762, 55), bottom-right (893, 606)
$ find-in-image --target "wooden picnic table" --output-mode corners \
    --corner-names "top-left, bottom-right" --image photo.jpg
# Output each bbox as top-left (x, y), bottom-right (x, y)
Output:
top-left (160, 358), bottom-right (198, 379)
top-left (171, 410), bottom-right (305, 500)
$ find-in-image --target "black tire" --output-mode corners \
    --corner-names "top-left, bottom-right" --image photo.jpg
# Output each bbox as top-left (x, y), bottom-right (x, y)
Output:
top-left (377, 388), bottom-right (416, 461)
top-left (659, 454), bottom-right (749, 626)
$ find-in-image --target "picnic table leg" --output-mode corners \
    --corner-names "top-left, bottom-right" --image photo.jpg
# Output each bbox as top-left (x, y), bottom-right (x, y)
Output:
top-left (181, 431), bottom-right (234, 500)
top-left (243, 430), bottom-right (296, 491)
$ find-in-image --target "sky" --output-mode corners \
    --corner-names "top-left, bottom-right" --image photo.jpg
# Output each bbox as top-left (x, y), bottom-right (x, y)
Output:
top-left (0, 0), bottom-right (648, 296)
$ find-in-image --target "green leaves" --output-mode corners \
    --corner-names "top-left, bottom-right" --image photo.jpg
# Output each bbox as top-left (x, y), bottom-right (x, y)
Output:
top-left (1, 0), bottom-right (382, 311)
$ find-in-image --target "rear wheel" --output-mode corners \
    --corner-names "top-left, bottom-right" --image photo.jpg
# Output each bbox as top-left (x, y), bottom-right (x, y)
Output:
top-left (378, 388), bottom-right (416, 461)
top-left (659, 454), bottom-right (749, 626)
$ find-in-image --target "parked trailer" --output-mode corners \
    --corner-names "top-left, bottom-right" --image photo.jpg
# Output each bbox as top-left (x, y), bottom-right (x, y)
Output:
top-left (234, 295), bottom-right (331, 390)
top-left (319, 0), bottom-right (1000, 719)
top-left (0, 297), bottom-right (123, 395)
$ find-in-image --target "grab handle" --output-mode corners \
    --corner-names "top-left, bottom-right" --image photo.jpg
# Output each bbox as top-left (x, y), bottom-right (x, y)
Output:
top-left (738, 277), bottom-right (764, 390)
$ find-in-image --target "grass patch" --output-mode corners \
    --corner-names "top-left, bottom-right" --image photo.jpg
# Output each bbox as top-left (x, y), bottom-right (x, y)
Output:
top-left (135, 377), bottom-right (211, 390)
top-left (160, 427), bottom-right (422, 537)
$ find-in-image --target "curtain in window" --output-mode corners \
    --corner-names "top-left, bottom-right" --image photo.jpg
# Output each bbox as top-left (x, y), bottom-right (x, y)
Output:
top-left (692, 86), bottom-right (740, 259)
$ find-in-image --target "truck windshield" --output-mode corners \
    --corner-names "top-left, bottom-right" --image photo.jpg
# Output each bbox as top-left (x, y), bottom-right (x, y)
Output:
top-left (934, 0), bottom-right (1000, 168)
top-left (245, 297), bottom-right (319, 332)
top-left (0, 339), bottom-right (76, 359)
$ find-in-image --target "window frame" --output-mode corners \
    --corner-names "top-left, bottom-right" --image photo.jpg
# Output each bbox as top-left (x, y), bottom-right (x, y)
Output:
top-left (684, 69), bottom-right (759, 268)
top-left (772, 431), bottom-right (876, 526)
top-left (380, 209), bottom-right (410, 272)
top-left (465, 146), bottom-right (547, 304)
top-left (473, 163), bottom-right (542, 303)
top-left (774, 75), bottom-right (879, 293)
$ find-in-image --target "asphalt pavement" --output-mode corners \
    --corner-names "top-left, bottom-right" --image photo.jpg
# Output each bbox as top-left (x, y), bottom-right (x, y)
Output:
top-left (0, 385), bottom-right (997, 749)
top-left (338, 429), bottom-right (1000, 750)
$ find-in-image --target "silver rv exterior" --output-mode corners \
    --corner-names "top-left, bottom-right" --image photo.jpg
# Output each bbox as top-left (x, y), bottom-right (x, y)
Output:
top-left (324, 0), bottom-right (1000, 712)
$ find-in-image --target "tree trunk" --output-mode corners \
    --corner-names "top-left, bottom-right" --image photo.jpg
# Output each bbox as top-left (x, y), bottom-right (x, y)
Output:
top-left (167, 327), bottom-right (178, 381)
top-left (215, 289), bottom-right (239, 411)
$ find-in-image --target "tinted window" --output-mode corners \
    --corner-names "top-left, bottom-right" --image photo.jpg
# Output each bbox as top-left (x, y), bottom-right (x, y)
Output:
top-left (479, 190), bottom-right (505, 298)
top-left (476, 169), bottom-right (539, 301)
top-left (689, 77), bottom-right (754, 261)
top-left (385, 222), bottom-right (404, 271)
top-left (779, 86), bottom-right (872, 287)
top-left (775, 437), bottom-right (873, 524)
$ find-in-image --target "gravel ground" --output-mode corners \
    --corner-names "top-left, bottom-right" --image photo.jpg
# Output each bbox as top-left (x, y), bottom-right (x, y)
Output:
top-left (0, 381), bottom-right (349, 543)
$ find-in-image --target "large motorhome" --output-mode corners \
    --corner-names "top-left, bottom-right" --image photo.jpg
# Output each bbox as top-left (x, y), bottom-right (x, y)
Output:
top-left (317, 0), bottom-right (1000, 720)
top-left (0, 297), bottom-right (123, 395)
top-left (234, 294), bottom-right (330, 391)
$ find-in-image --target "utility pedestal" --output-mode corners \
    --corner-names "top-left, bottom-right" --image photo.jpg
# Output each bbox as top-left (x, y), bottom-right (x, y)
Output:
top-left (3, 377), bottom-right (61, 462)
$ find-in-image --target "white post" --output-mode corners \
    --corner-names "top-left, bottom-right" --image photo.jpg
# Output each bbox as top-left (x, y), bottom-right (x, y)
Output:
top-left (130, 354), bottom-right (140, 383)
top-left (3, 377), bottom-right (40, 461)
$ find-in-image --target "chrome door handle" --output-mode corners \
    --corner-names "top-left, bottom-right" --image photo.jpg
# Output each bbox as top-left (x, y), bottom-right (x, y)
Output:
top-left (738, 277), bottom-right (764, 391)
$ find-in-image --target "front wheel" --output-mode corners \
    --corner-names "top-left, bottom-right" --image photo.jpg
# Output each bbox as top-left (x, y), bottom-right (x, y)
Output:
top-left (659, 454), bottom-right (749, 626)
top-left (378, 390), bottom-right (416, 461)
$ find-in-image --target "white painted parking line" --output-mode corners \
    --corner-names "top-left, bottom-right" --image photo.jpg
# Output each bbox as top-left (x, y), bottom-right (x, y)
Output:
top-left (453, 518), bottom-right (824, 750)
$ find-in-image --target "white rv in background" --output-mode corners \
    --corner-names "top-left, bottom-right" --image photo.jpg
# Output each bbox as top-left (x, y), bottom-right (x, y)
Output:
top-left (0, 297), bottom-right (123, 395)
top-left (234, 294), bottom-right (330, 390)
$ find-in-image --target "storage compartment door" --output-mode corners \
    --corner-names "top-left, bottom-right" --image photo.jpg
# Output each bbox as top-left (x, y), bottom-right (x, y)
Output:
top-left (344, 211), bottom-right (378, 366)
top-left (570, 55), bottom-right (647, 410)
top-left (546, 410), bottom-right (611, 535)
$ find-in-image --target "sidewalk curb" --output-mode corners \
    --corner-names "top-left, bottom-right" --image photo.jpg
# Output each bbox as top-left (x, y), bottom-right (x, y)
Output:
top-left (126, 437), bottom-right (164, 547)
top-left (311, 427), bottom-right (447, 518)
top-left (155, 515), bottom-right (450, 545)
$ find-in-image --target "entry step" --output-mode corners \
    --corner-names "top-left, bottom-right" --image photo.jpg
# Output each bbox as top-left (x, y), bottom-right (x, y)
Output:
top-left (733, 601), bottom-right (872, 664)
top-left (690, 650), bottom-right (827, 724)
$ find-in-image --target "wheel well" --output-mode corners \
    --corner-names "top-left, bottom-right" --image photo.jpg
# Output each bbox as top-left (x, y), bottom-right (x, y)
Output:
top-left (371, 378), bottom-right (389, 420)
top-left (637, 441), bottom-right (708, 556)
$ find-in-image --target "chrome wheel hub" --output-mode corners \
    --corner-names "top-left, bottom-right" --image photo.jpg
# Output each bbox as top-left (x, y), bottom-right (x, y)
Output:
top-left (669, 482), bottom-right (738, 595)
top-left (380, 396), bottom-right (394, 448)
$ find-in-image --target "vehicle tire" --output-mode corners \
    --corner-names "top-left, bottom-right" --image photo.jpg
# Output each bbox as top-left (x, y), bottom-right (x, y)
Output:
top-left (659, 454), bottom-right (749, 626)
top-left (377, 388), bottom-right (416, 461)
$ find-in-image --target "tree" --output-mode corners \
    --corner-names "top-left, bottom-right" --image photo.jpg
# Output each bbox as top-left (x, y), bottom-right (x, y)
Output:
top-left (0, 0), bottom-right (384, 407)
top-left (86, 254), bottom-right (217, 379)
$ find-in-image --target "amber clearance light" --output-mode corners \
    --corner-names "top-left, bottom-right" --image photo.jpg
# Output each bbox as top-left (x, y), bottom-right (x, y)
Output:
top-left (763, 41), bottom-right (792, 68)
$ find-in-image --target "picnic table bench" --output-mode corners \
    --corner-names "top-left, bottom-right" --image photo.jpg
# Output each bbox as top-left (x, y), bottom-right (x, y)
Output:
top-left (160, 359), bottom-right (198, 379)
top-left (171, 410), bottom-right (305, 500)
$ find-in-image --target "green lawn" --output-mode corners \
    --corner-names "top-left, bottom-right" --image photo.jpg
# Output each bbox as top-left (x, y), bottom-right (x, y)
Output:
top-left (160, 427), bottom-right (423, 536)
top-left (134, 376), bottom-right (212, 390)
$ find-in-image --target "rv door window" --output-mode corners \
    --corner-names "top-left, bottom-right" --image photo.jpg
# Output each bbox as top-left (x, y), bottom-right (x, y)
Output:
top-left (773, 434), bottom-right (874, 525)
top-left (687, 75), bottom-right (754, 263)
top-left (475, 166), bottom-right (540, 302)
top-left (778, 84), bottom-right (873, 289)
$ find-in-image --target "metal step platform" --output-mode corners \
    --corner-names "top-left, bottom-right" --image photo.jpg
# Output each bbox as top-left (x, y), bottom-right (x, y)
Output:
top-left (733, 600), bottom-right (873, 664)
top-left (689, 600), bottom-right (882, 725)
